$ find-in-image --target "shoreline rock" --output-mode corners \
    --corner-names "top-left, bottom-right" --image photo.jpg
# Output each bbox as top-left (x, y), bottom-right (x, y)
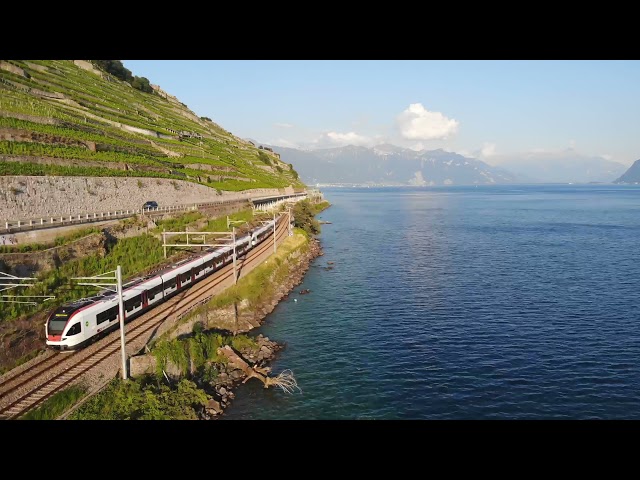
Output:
top-left (204, 237), bottom-right (323, 419)
top-left (202, 334), bottom-right (283, 419)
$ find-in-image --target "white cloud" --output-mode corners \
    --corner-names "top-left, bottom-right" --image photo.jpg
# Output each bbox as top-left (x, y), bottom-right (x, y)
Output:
top-left (396, 103), bottom-right (459, 140)
top-left (327, 131), bottom-right (370, 145)
top-left (601, 154), bottom-right (613, 161)
top-left (275, 122), bottom-right (294, 128)
top-left (480, 142), bottom-right (497, 158)
top-left (267, 138), bottom-right (300, 148)
top-left (313, 131), bottom-right (373, 147)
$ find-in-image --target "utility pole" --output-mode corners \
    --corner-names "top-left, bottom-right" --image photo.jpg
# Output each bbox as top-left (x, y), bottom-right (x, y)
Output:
top-left (73, 266), bottom-right (128, 380)
top-left (163, 229), bottom-right (167, 259)
top-left (115, 266), bottom-right (127, 380)
top-left (232, 227), bottom-right (237, 284)
top-left (227, 219), bottom-right (248, 285)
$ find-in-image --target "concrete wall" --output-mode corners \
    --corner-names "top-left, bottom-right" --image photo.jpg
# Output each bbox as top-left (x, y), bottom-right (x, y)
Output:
top-left (0, 176), bottom-right (285, 220)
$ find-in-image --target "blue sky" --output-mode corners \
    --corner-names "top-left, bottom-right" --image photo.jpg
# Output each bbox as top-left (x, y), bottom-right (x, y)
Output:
top-left (123, 60), bottom-right (640, 166)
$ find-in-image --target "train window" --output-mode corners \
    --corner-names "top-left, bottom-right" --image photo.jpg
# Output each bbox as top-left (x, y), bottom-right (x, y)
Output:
top-left (124, 294), bottom-right (142, 312)
top-left (148, 284), bottom-right (163, 301)
top-left (165, 278), bottom-right (177, 290)
top-left (180, 272), bottom-right (190, 283)
top-left (97, 310), bottom-right (108, 324)
top-left (97, 306), bottom-right (118, 324)
top-left (48, 318), bottom-right (68, 334)
top-left (66, 322), bottom-right (81, 336)
top-left (204, 260), bottom-right (214, 270)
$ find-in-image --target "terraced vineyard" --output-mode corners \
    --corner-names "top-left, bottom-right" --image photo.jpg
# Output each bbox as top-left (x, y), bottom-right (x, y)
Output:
top-left (0, 60), bottom-right (304, 191)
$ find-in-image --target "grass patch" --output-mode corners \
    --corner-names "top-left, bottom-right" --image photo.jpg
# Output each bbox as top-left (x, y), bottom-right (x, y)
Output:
top-left (310, 200), bottom-right (331, 215)
top-left (68, 376), bottom-right (208, 420)
top-left (151, 331), bottom-right (257, 379)
top-left (204, 209), bottom-right (255, 232)
top-left (20, 384), bottom-right (87, 420)
top-left (153, 211), bottom-right (203, 233)
top-left (0, 227), bottom-right (100, 253)
top-left (206, 232), bottom-right (307, 311)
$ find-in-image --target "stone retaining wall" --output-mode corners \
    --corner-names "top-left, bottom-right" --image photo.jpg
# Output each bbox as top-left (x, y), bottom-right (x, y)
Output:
top-left (0, 175), bottom-right (285, 220)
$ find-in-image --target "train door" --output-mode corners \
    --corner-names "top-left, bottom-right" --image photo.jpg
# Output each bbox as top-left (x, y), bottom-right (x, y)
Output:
top-left (177, 274), bottom-right (182, 289)
top-left (142, 291), bottom-right (148, 309)
top-left (191, 267), bottom-right (196, 282)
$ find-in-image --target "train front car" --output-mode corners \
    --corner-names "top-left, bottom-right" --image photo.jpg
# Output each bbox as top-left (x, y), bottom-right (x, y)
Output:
top-left (45, 300), bottom-right (94, 351)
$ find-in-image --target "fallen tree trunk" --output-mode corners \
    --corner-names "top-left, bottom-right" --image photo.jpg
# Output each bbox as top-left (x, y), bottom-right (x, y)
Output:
top-left (217, 345), bottom-right (301, 393)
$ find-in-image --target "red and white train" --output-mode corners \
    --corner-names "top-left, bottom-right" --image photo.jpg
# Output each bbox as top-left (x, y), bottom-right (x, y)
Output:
top-left (45, 219), bottom-right (277, 350)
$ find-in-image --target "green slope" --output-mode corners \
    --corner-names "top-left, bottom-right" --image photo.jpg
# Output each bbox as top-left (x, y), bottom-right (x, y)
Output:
top-left (0, 60), bottom-right (304, 191)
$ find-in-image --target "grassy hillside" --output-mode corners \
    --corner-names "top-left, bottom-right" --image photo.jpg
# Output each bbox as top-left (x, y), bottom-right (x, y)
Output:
top-left (0, 60), bottom-right (304, 191)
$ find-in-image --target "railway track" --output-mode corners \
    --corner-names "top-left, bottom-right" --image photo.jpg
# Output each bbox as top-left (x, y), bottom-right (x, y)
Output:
top-left (0, 351), bottom-right (68, 400)
top-left (0, 217), bottom-right (290, 420)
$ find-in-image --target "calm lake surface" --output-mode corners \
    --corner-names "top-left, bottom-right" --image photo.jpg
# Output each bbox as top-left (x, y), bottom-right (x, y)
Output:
top-left (223, 185), bottom-right (640, 419)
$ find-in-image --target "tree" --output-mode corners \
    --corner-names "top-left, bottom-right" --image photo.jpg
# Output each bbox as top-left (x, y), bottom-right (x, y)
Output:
top-left (92, 60), bottom-right (134, 83)
top-left (292, 199), bottom-right (320, 235)
top-left (257, 151), bottom-right (271, 165)
top-left (92, 61), bottom-right (153, 94)
top-left (131, 76), bottom-right (153, 94)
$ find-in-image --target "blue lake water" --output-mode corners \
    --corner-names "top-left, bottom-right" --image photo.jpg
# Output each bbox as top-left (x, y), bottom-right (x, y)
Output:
top-left (223, 184), bottom-right (640, 419)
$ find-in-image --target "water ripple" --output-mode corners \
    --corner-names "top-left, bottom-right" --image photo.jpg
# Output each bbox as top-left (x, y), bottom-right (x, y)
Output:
top-left (223, 185), bottom-right (640, 420)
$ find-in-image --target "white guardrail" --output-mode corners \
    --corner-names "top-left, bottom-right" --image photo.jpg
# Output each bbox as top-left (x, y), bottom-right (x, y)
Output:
top-left (0, 192), bottom-right (307, 235)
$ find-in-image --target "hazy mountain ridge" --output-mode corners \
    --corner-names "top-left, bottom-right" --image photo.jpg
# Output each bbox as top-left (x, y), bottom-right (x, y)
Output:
top-left (496, 150), bottom-right (628, 184)
top-left (614, 159), bottom-right (640, 183)
top-left (257, 142), bottom-right (630, 185)
top-left (263, 144), bottom-right (521, 186)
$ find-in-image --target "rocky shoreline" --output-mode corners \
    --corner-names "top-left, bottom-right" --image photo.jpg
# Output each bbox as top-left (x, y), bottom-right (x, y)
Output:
top-left (202, 334), bottom-right (283, 418)
top-left (204, 237), bottom-right (323, 419)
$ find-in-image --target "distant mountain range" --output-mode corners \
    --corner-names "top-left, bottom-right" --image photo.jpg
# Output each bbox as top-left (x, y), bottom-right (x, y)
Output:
top-left (260, 143), bottom-right (520, 186)
top-left (614, 159), bottom-right (640, 183)
top-left (496, 150), bottom-right (628, 184)
top-left (256, 142), bottom-right (631, 186)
